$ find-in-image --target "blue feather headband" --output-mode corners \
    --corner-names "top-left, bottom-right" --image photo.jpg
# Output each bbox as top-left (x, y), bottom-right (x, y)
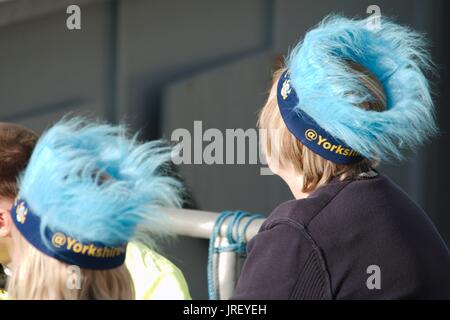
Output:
top-left (12, 118), bottom-right (183, 269)
top-left (283, 15), bottom-right (437, 161)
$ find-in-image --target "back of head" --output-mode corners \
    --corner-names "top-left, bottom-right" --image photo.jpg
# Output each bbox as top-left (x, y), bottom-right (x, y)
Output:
top-left (7, 118), bottom-right (184, 299)
top-left (259, 62), bottom-right (386, 192)
top-left (259, 15), bottom-right (435, 192)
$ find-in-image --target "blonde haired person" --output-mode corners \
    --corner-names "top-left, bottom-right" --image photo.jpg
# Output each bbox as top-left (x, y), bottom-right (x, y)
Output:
top-left (0, 119), bottom-right (190, 300)
top-left (232, 15), bottom-right (450, 299)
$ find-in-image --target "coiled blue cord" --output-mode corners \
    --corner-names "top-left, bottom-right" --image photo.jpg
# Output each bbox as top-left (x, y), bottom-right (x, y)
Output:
top-left (207, 210), bottom-right (263, 300)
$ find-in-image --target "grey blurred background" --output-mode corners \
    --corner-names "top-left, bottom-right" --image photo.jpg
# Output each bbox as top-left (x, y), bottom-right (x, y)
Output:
top-left (0, 0), bottom-right (448, 299)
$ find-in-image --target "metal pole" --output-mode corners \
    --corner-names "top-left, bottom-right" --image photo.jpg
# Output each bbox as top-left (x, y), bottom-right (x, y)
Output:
top-left (163, 208), bottom-right (265, 300)
top-left (217, 237), bottom-right (238, 300)
top-left (163, 208), bottom-right (264, 241)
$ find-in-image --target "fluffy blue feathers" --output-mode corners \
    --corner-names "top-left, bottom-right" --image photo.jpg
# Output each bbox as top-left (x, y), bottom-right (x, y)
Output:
top-left (18, 118), bottom-right (183, 248)
top-left (286, 15), bottom-right (437, 160)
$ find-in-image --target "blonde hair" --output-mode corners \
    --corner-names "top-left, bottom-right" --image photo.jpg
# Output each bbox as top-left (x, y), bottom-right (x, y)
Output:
top-left (258, 63), bottom-right (386, 193)
top-left (7, 228), bottom-right (134, 300)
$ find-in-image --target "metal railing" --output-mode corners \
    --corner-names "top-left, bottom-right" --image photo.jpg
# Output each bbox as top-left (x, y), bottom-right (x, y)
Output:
top-left (163, 208), bottom-right (265, 299)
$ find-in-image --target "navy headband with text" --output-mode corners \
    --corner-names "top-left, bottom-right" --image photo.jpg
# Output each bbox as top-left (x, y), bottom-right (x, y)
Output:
top-left (277, 70), bottom-right (363, 164)
top-left (11, 197), bottom-right (127, 270)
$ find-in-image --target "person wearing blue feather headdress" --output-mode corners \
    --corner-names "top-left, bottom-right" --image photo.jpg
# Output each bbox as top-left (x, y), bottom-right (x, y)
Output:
top-left (232, 15), bottom-right (450, 299)
top-left (0, 119), bottom-right (191, 299)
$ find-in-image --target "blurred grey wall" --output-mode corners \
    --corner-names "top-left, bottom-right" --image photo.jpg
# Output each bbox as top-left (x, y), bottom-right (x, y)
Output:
top-left (0, 0), bottom-right (448, 299)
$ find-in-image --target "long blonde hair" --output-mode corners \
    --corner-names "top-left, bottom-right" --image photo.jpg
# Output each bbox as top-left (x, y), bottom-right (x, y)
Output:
top-left (7, 228), bottom-right (134, 300)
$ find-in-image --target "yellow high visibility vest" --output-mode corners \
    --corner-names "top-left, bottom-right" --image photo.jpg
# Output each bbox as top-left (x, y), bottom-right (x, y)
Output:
top-left (0, 289), bottom-right (7, 300)
top-left (126, 242), bottom-right (191, 300)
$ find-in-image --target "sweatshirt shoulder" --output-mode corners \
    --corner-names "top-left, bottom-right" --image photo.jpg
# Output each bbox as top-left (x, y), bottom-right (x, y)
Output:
top-left (263, 180), bottom-right (351, 229)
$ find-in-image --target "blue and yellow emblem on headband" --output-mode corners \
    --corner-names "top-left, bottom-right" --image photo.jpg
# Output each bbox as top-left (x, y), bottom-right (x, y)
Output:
top-left (15, 200), bottom-right (28, 224)
top-left (277, 70), bottom-right (363, 164)
top-left (12, 197), bottom-right (127, 270)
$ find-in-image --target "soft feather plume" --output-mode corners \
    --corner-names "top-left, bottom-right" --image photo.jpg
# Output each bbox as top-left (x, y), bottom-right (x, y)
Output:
top-left (18, 117), bottom-right (184, 249)
top-left (286, 15), bottom-right (437, 160)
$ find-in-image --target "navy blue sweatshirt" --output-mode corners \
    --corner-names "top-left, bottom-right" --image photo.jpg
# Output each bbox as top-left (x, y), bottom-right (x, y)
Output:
top-left (232, 172), bottom-right (450, 299)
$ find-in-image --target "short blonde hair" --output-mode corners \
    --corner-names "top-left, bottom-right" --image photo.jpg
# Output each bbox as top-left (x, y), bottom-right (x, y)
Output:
top-left (258, 63), bottom-right (386, 193)
top-left (7, 228), bottom-right (134, 300)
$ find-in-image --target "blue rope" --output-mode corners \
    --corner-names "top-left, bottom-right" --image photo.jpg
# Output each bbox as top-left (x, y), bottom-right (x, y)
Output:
top-left (207, 210), bottom-right (263, 300)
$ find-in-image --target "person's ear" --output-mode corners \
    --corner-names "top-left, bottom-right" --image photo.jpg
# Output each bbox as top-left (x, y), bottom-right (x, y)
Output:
top-left (0, 207), bottom-right (13, 238)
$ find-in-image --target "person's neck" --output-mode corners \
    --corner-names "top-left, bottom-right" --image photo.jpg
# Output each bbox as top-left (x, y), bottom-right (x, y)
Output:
top-left (278, 168), bottom-right (311, 200)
